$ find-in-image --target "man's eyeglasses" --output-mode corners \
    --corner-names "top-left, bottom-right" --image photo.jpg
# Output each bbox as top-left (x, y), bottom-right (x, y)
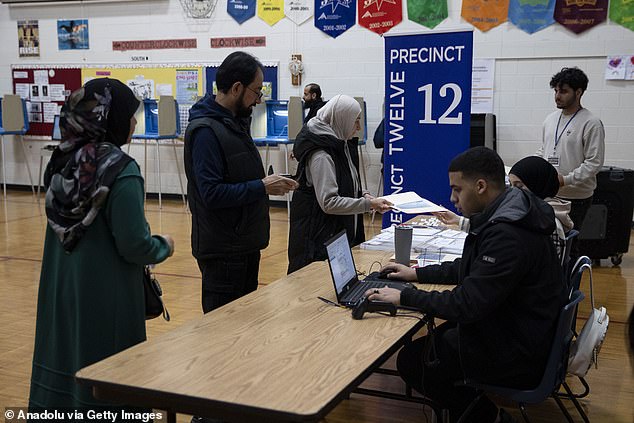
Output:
top-left (244, 85), bottom-right (263, 100)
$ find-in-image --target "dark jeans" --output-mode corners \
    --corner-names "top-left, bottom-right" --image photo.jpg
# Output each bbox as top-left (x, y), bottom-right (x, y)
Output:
top-left (563, 196), bottom-right (593, 260)
top-left (396, 322), bottom-right (498, 423)
top-left (197, 251), bottom-right (261, 313)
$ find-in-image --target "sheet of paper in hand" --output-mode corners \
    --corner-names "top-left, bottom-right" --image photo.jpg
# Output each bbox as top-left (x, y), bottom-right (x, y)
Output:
top-left (379, 191), bottom-right (448, 214)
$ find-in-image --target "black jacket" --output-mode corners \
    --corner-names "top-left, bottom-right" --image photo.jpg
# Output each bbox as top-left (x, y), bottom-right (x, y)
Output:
top-left (402, 187), bottom-right (566, 387)
top-left (303, 99), bottom-right (326, 124)
top-left (184, 95), bottom-right (269, 259)
top-left (287, 126), bottom-right (365, 273)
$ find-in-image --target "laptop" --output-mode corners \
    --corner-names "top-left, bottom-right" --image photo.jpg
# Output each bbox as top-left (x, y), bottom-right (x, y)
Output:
top-left (51, 115), bottom-right (62, 141)
top-left (325, 230), bottom-right (413, 307)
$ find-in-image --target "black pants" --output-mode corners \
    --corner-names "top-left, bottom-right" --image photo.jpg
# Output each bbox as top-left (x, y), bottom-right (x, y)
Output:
top-left (197, 251), bottom-right (261, 314)
top-left (563, 196), bottom-right (593, 259)
top-left (396, 322), bottom-right (498, 423)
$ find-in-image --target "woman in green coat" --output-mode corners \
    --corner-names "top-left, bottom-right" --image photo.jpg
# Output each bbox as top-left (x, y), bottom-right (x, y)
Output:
top-left (29, 78), bottom-right (174, 410)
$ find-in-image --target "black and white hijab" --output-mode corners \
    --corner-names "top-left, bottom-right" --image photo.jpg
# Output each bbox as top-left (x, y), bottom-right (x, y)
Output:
top-left (44, 78), bottom-right (140, 252)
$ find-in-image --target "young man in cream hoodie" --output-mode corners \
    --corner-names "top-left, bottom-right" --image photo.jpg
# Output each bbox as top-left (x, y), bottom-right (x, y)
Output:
top-left (537, 67), bottom-right (605, 240)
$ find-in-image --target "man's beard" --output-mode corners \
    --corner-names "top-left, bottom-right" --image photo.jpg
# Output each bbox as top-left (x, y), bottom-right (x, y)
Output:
top-left (303, 98), bottom-right (314, 109)
top-left (236, 92), bottom-right (255, 118)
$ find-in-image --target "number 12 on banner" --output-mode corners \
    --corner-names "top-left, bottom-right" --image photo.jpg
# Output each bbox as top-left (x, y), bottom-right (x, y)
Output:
top-left (418, 83), bottom-right (462, 125)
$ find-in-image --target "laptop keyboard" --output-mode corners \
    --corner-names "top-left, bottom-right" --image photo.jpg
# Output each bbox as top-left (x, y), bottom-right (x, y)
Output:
top-left (342, 280), bottom-right (389, 304)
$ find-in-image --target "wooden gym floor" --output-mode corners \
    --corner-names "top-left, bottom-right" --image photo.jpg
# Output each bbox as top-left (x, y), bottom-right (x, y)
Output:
top-left (0, 191), bottom-right (632, 422)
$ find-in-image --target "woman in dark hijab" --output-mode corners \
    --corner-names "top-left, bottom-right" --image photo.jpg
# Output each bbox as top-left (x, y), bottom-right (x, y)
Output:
top-left (29, 78), bottom-right (175, 410)
top-left (434, 155), bottom-right (573, 260)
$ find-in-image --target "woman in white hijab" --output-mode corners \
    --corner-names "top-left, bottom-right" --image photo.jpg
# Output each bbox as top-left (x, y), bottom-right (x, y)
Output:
top-left (287, 94), bottom-right (392, 273)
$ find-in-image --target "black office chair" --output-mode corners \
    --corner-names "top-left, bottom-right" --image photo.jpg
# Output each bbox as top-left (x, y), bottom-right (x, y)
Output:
top-left (455, 290), bottom-right (587, 423)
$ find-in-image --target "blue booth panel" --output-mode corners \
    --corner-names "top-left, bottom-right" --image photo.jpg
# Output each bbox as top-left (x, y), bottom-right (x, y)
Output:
top-left (143, 99), bottom-right (159, 135)
top-left (266, 100), bottom-right (288, 139)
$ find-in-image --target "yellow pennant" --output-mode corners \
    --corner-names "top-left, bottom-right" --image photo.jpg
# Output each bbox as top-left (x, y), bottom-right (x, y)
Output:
top-left (258, 0), bottom-right (286, 25)
top-left (462, 0), bottom-right (510, 31)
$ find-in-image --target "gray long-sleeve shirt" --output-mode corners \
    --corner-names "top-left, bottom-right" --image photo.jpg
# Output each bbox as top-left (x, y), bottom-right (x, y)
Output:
top-left (537, 108), bottom-right (605, 199)
top-left (305, 143), bottom-right (371, 232)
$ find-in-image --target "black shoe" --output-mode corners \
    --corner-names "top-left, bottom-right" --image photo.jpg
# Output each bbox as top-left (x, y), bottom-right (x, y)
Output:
top-left (498, 408), bottom-right (519, 423)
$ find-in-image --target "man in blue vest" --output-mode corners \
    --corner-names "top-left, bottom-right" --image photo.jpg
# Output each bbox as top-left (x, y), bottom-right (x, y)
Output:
top-left (184, 52), bottom-right (297, 315)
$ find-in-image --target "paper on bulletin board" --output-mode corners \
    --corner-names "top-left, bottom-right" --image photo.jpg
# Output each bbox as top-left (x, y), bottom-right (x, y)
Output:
top-left (43, 102), bottom-right (59, 123)
top-left (471, 58), bottom-right (494, 114)
top-left (15, 83), bottom-right (30, 99)
top-left (81, 67), bottom-right (204, 101)
top-left (49, 84), bottom-right (66, 101)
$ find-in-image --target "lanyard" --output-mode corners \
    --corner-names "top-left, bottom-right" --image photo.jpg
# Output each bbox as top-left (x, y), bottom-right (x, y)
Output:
top-left (554, 108), bottom-right (581, 153)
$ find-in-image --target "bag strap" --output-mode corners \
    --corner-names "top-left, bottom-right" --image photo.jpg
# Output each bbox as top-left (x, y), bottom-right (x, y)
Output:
top-left (572, 256), bottom-right (595, 309)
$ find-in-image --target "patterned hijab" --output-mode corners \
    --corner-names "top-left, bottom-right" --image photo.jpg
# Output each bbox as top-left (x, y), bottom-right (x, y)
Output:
top-left (44, 78), bottom-right (140, 252)
top-left (307, 94), bottom-right (361, 140)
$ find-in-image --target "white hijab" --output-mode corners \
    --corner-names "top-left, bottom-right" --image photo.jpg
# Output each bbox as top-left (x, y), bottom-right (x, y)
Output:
top-left (307, 94), bottom-right (361, 140)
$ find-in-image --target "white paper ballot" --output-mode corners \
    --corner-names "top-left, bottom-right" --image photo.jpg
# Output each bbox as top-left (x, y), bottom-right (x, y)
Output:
top-left (379, 191), bottom-right (448, 214)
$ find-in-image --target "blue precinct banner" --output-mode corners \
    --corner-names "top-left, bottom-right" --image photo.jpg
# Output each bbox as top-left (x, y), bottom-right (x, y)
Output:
top-left (228, 0), bottom-right (257, 24)
top-left (508, 0), bottom-right (556, 34)
top-left (383, 29), bottom-right (473, 227)
top-left (314, 0), bottom-right (356, 38)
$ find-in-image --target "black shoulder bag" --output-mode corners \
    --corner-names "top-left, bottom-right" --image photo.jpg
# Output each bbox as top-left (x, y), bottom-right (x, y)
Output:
top-left (144, 266), bottom-right (170, 321)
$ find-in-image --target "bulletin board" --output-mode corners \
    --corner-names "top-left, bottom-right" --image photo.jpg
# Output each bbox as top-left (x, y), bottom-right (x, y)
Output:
top-left (81, 67), bottom-right (204, 103)
top-left (205, 65), bottom-right (278, 100)
top-left (11, 67), bottom-right (82, 136)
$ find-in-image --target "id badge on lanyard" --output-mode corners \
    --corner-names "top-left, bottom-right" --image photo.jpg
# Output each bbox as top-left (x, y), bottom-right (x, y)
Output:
top-left (552, 109), bottom-right (580, 169)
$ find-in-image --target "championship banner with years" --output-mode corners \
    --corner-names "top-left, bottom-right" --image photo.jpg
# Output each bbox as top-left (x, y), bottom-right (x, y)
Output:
top-left (383, 30), bottom-right (473, 227)
top-left (228, 0), bottom-right (257, 24)
top-left (286, 0), bottom-right (314, 24)
top-left (358, 0), bottom-right (402, 35)
top-left (461, 0), bottom-right (509, 32)
top-left (314, 0), bottom-right (356, 38)
top-left (258, 0), bottom-right (285, 25)
top-left (609, 0), bottom-right (634, 32)
top-left (508, 0), bottom-right (556, 34)
top-left (554, 0), bottom-right (608, 34)
top-left (408, 0), bottom-right (448, 29)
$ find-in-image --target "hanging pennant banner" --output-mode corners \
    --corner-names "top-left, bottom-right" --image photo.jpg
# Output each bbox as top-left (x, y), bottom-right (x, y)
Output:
top-left (408, 0), bottom-right (448, 29)
top-left (461, 0), bottom-right (509, 32)
top-left (358, 0), bottom-right (403, 35)
top-left (609, 0), bottom-right (634, 32)
top-left (554, 0), bottom-right (608, 34)
top-left (228, 0), bottom-right (257, 24)
top-left (382, 30), bottom-right (473, 227)
top-left (508, 0), bottom-right (555, 33)
top-left (286, 0), bottom-right (314, 24)
top-left (314, 0), bottom-right (356, 38)
top-left (258, 0), bottom-right (285, 25)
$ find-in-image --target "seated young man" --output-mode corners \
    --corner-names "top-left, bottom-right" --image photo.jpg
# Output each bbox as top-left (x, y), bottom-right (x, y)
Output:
top-left (367, 147), bottom-right (567, 423)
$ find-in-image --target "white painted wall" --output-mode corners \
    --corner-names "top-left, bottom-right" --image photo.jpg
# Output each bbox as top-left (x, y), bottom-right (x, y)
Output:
top-left (1, 0), bottom-right (633, 199)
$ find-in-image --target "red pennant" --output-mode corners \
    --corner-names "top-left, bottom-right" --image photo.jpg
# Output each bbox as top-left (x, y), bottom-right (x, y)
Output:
top-left (358, 0), bottom-right (403, 35)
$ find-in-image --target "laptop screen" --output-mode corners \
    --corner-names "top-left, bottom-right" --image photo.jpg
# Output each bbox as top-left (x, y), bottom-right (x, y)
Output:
top-left (325, 230), bottom-right (357, 296)
top-left (51, 115), bottom-right (62, 141)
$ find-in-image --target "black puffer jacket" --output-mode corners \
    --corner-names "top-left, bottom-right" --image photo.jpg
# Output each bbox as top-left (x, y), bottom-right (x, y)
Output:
top-left (402, 187), bottom-right (566, 387)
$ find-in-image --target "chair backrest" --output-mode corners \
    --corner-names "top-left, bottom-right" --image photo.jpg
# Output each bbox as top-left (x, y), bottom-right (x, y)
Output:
top-left (1, 95), bottom-right (28, 133)
top-left (509, 289), bottom-right (584, 404)
top-left (158, 95), bottom-right (178, 137)
top-left (561, 229), bottom-right (579, 268)
top-left (569, 256), bottom-right (591, 294)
